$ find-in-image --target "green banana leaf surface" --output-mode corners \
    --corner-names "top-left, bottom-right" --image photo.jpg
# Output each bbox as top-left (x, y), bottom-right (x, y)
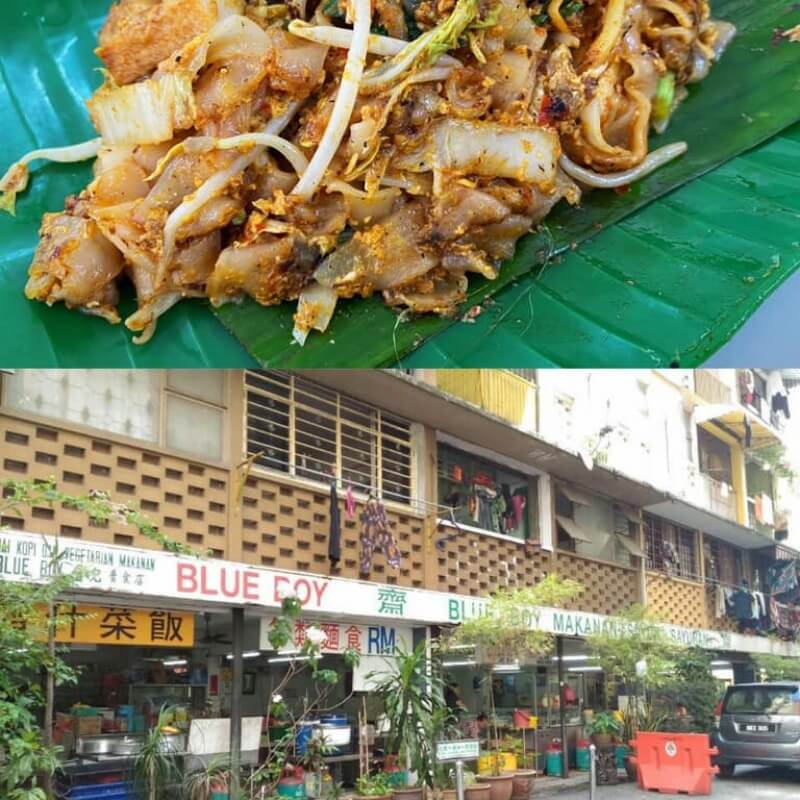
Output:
top-left (0, 0), bottom-right (798, 367)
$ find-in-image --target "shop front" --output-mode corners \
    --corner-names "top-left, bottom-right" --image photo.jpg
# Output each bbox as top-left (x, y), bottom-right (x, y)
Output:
top-left (6, 527), bottom-right (800, 794)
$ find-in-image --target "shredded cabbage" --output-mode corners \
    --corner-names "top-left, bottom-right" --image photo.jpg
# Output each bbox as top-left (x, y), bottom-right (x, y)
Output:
top-left (0, 139), bottom-right (102, 216)
top-left (87, 72), bottom-right (196, 146)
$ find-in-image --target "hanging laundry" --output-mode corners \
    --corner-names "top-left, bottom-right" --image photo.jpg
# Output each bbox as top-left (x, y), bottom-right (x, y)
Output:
top-left (739, 369), bottom-right (755, 405)
top-left (662, 540), bottom-right (680, 575)
top-left (359, 497), bottom-right (401, 574)
top-left (767, 560), bottom-right (798, 597)
top-left (761, 493), bottom-right (775, 526)
top-left (474, 484), bottom-right (498, 531)
top-left (731, 587), bottom-right (756, 632)
top-left (767, 371), bottom-right (791, 422)
top-left (754, 495), bottom-right (764, 525)
top-left (452, 464), bottom-right (464, 483)
top-left (752, 591), bottom-right (768, 631)
top-left (511, 490), bottom-right (527, 531)
top-left (770, 597), bottom-right (800, 640)
top-left (345, 484), bottom-right (356, 519)
top-left (743, 415), bottom-right (752, 449)
top-left (328, 481), bottom-right (341, 567)
top-left (715, 584), bottom-right (726, 618)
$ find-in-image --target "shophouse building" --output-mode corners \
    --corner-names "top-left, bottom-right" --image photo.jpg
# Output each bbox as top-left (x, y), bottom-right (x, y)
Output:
top-left (0, 369), bottom-right (798, 777)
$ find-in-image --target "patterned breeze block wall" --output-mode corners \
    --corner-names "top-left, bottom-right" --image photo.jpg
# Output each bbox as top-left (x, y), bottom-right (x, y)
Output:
top-left (0, 414), bottom-right (230, 556)
top-left (238, 473), bottom-right (426, 587)
top-left (645, 572), bottom-right (706, 629)
top-left (555, 552), bottom-right (640, 616)
top-left (433, 524), bottom-right (550, 595)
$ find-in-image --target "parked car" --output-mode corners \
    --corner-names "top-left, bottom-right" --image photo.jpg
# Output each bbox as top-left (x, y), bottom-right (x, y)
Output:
top-left (711, 681), bottom-right (800, 777)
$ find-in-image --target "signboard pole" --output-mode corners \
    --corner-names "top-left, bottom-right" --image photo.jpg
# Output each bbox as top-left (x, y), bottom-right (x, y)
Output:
top-left (230, 607), bottom-right (244, 796)
top-left (588, 744), bottom-right (596, 800)
top-left (455, 760), bottom-right (465, 800)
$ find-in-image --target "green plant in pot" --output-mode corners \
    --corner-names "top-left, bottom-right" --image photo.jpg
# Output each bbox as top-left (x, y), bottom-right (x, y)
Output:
top-left (465, 770), bottom-right (490, 800)
top-left (133, 705), bottom-right (183, 800)
top-left (444, 577), bottom-right (584, 800)
top-left (357, 773), bottom-right (396, 800)
top-left (302, 734), bottom-right (336, 799)
top-left (184, 757), bottom-right (233, 800)
top-left (586, 712), bottom-right (622, 749)
top-left (369, 641), bottom-right (452, 799)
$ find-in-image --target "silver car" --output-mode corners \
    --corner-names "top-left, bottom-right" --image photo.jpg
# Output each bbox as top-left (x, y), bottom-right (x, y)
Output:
top-left (712, 681), bottom-right (800, 777)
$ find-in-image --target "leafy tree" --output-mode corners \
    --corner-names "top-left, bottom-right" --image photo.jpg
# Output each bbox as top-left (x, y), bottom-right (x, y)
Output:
top-left (444, 574), bottom-right (584, 662)
top-left (586, 604), bottom-right (684, 694)
top-left (654, 649), bottom-right (723, 733)
top-left (0, 478), bottom-right (200, 800)
top-left (752, 652), bottom-right (800, 681)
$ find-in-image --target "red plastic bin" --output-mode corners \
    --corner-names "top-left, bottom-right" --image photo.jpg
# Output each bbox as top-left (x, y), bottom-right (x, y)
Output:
top-left (628, 732), bottom-right (719, 795)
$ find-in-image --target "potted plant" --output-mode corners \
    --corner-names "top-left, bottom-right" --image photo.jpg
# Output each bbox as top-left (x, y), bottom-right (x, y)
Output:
top-left (301, 734), bottom-right (335, 798)
top-left (616, 709), bottom-right (637, 781)
top-left (356, 773), bottom-right (395, 800)
top-left (464, 770), bottom-right (490, 800)
top-left (184, 757), bottom-right (233, 800)
top-left (369, 642), bottom-right (452, 800)
top-left (586, 712), bottom-right (622, 749)
top-left (132, 705), bottom-right (182, 800)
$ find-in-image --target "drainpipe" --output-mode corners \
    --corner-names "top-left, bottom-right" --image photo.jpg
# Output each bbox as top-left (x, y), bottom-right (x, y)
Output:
top-left (556, 636), bottom-right (568, 778)
top-left (230, 607), bottom-right (245, 793)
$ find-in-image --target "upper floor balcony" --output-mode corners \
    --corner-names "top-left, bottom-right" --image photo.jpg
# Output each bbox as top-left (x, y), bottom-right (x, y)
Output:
top-left (426, 370), bottom-right (537, 432)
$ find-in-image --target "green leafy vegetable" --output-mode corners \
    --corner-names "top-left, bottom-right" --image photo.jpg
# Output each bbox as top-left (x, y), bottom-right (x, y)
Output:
top-left (653, 72), bottom-right (676, 122)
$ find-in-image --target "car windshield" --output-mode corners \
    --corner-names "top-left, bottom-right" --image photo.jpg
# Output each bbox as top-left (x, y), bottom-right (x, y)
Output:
top-left (724, 686), bottom-right (800, 716)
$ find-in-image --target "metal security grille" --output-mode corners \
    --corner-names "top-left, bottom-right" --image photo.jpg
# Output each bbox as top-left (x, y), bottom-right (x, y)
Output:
top-left (245, 372), bottom-right (414, 504)
top-left (644, 513), bottom-right (698, 580)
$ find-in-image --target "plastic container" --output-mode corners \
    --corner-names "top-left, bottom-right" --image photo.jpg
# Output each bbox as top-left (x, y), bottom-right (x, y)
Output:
top-left (615, 745), bottom-right (628, 770)
top-left (545, 742), bottom-right (563, 777)
top-left (278, 769), bottom-right (307, 800)
top-left (296, 720), bottom-right (320, 756)
top-left (575, 739), bottom-right (590, 771)
top-left (477, 753), bottom-right (517, 775)
top-left (67, 782), bottom-right (134, 800)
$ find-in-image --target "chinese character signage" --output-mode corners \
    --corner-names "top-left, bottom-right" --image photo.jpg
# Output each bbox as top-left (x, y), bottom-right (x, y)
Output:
top-left (258, 617), bottom-right (411, 656)
top-left (33, 604), bottom-right (194, 647)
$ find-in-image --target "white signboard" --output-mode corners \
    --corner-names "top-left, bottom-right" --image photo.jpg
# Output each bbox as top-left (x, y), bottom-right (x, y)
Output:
top-left (4, 529), bottom-right (800, 659)
top-left (436, 740), bottom-right (480, 761)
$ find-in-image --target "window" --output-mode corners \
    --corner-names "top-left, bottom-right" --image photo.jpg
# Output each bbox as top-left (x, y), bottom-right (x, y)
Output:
top-left (723, 686), bottom-right (800, 716)
top-left (3, 370), bottom-right (160, 441)
top-left (644, 514), bottom-right (698, 579)
top-left (697, 427), bottom-right (733, 485)
top-left (555, 484), bottom-right (638, 566)
top-left (438, 444), bottom-right (533, 539)
top-left (245, 371), bottom-right (414, 504)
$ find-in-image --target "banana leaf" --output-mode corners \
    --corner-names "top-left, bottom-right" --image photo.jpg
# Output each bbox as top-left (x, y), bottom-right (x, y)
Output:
top-left (0, 0), bottom-right (798, 367)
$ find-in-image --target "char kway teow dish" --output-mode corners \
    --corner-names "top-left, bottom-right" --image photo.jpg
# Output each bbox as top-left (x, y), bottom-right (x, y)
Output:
top-left (1, 0), bottom-right (735, 344)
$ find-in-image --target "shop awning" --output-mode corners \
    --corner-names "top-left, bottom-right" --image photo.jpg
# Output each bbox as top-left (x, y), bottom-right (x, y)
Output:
top-left (616, 534), bottom-right (645, 558)
top-left (556, 515), bottom-right (594, 543)
top-left (615, 504), bottom-right (641, 525)
top-left (694, 404), bottom-right (781, 450)
top-left (557, 484), bottom-right (594, 506)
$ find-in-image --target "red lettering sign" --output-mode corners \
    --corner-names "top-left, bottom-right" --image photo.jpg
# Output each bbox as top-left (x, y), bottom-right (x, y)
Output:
top-left (176, 563), bottom-right (197, 593)
top-left (243, 571), bottom-right (259, 601)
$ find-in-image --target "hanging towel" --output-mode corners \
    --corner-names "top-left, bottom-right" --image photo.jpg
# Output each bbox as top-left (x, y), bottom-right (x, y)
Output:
top-left (754, 495), bottom-right (764, 524)
top-left (761, 493), bottom-right (775, 526)
top-left (511, 493), bottom-right (527, 530)
top-left (345, 484), bottom-right (356, 519)
top-left (715, 585), bottom-right (726, 618)
top-left (328, 481), bottom-right (341, 566)
top-left (359, 498), bottom-right (401, 574)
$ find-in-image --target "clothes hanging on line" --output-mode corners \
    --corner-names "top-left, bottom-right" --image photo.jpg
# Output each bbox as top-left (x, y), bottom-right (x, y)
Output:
top-left (739, 369), bottom-right (755, 405)
top-left (345, 484), bottom-right (356, 519)
top-left (761, 493), bottom-right (775, 526)
top-left (768, 560), bottom-right (799, 598)
top-left (714, 584), bottom-right (727, 618)
top-left (328, 481), bottom-right (341, 567)
top-left (770, 597), bottom-right (800, 640)
top-left (359, 497), bottom-right (401, 574)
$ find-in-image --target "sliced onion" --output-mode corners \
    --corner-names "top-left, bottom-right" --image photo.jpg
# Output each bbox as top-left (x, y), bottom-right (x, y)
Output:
top-left (558, 142), bottom-right (687, 188)
top-left (290, 0), bottom-right (372, 200)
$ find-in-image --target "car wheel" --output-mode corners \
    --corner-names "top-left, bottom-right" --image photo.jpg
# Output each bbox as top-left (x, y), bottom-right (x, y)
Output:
top-left (718, 764), bottom-right (735, 779)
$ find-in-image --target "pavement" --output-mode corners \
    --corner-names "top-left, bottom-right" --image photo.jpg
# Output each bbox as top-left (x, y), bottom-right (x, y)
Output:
top-left (534, 766), bottom-right (800, 800)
